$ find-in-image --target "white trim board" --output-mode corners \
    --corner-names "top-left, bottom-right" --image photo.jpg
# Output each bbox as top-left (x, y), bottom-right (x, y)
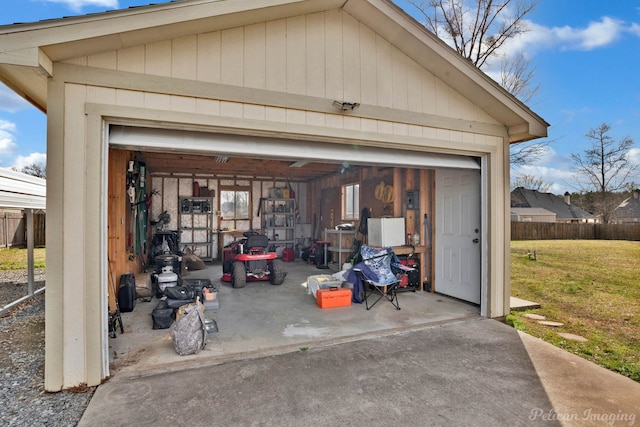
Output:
top-left (109, 125), bottom-right (481, 170)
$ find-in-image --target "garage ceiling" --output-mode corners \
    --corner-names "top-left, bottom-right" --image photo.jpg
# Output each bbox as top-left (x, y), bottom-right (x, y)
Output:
top-left (111, 125), bottom-right (481, 182)
top-left (138, 150), bottom-right (353, 182)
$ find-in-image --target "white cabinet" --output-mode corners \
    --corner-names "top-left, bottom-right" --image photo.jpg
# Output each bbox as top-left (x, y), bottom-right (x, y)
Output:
top-left (178, 197), bottom-right (214, 260)
top-left (261, 198), bottom-right (295, 248)
top-left (368, 218), bottom-right (405, 247)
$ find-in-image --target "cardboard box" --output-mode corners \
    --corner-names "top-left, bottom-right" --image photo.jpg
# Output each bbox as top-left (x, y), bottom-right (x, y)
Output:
top-left (316, 287), bottom-right (352, 309)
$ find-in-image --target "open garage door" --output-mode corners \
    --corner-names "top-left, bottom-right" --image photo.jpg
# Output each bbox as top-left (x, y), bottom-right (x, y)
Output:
top-left (109, 126), bottom-right (481, 171)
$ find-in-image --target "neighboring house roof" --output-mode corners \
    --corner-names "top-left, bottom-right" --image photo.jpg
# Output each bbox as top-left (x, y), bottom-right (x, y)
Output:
top-left (0, 168), bottom-right (46, 210)
top-left (613, 191), bottom-right (640, 219)
top-left (0, 0), bottom-right (548, 142)
top-left (510, 187), bottom-right (594, 221)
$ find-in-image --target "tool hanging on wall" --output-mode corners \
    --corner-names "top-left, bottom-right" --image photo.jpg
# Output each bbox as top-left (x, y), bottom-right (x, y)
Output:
top-left (127, 161), bottom-right (137, 253)
top-left (424, 213), bottom-right (432, 291)
top-left (126, 159), bottom-right (149, 266)
top-left (136, 162), bottom-right (148, 265)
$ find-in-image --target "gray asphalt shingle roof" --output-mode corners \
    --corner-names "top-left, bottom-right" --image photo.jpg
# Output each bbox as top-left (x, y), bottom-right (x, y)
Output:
top-left (510, 187), bottom-right (594, 220)
top-left (614, 191), bottom-right (640, 219)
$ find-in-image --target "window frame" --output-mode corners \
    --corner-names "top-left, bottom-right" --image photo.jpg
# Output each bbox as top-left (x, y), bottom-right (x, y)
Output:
top-left (219, 187), bottom-right (251, 220)
top-left (342, 182), bottom-right (360, 221)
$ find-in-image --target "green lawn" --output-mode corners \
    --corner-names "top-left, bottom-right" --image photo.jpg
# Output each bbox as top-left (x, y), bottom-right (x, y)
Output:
top-left (510, 240), bottom-right (640, 382)
top-left (0, 247), bottom-right (46, 270)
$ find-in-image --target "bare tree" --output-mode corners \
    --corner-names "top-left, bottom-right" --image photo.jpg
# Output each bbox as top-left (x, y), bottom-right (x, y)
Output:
top-left (407, 0), bottom-right (545, 165)
top-left (510, 174), bottom-right (550, 192)
top-left (509, 139), bottom-right (549, 168)
top-left (570, 123), bottom-right (637, 223)
top-left (499, 52), bottom-right (539, 104)
top-left (12, 162), bottom-right (46, 178)
top-left (409, 0), bottom-right (536, 68)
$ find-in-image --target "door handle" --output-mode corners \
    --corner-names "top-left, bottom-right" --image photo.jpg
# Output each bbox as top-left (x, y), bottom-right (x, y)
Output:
top-left (473, 238), bottom-right (479, 243)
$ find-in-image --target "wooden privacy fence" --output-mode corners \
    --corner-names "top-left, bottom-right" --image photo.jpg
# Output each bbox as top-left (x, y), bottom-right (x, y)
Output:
top-left (0, 212), bottom-right (46, 248)
top-left (512, 222), bottom-right (640, 241)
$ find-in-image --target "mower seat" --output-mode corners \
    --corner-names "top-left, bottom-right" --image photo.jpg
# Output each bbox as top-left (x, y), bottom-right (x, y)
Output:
top-left (246, 234), bottom-right (268, 249)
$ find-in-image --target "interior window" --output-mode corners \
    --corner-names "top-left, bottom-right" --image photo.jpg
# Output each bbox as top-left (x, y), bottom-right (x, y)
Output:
top-left (220, 189), bottom-right (250, 220)
top-left (343, 183), bottom-right (360, 220)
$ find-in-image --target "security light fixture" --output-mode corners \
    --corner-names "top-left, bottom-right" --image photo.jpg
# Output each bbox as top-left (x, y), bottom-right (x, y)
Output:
top-left (332, 100), bottom-right (360, 111)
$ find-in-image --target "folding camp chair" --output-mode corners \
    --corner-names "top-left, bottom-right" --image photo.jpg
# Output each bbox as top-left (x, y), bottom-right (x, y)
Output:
top-left (353, 246), bottom-right (401, 310)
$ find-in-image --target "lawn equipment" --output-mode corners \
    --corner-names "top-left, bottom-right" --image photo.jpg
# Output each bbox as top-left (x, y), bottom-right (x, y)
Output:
top-left (221, 231), bottom-right (287, 288)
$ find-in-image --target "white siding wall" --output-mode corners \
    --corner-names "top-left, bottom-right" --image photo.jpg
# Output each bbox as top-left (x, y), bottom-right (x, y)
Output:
top-left (73, 10), bottom-right (500, 131)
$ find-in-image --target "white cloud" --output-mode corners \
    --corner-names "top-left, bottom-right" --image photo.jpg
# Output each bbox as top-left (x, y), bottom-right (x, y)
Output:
top-left (40, 0), bottom-right (119, 13)
top-left (0, 83), bottom-right (31, 113)
top-left (511, 146), bottom-right (582, 194)
top-left (0, 120), bottom-right (18, 157)
top-left (559, 16), bottom-right (625, 50)
top-left (499, 16), bottom-right (639, 61)
top-left (513, 164), bottom-right (578, 195)
top-left (11, 152), bottom-right (47, 170)
top-left (628, 22), bottom-right (640, 37)
top-left (627, 148), bottom-right (640, 173)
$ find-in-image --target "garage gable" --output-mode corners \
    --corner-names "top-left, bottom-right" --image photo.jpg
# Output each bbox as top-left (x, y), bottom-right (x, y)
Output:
top-left (69, 8), bottom-right (501, 134)
top-left (0, 0), bottom-right (547, 142)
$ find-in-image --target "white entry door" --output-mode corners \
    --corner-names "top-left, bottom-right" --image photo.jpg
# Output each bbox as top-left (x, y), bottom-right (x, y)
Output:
top-left (435, 168), bottom-right (481, 304)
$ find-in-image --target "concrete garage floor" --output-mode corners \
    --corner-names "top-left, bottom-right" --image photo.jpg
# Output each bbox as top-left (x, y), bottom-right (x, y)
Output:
top-left (110, 260), bottom-right (480, 378)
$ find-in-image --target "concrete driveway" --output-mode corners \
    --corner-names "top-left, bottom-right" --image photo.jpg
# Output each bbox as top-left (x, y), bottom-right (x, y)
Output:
top-left (79, 317), bottom-right (639, 426)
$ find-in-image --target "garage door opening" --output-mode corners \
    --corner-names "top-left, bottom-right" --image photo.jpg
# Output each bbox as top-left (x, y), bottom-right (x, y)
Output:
top-left (105, 125), bottom-right (484, 375)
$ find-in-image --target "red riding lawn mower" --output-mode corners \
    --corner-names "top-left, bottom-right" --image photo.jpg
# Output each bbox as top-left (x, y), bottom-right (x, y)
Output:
top-left (221, 231), bottom-right (287, 288)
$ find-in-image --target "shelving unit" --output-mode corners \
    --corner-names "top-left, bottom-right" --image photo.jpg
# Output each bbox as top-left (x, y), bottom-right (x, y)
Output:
top-left (261, 198), bottom-right (295, 249)
top-left (324, 229), bottom-right (356, 267)
top-left (178, 196), bottom-right (214, 261)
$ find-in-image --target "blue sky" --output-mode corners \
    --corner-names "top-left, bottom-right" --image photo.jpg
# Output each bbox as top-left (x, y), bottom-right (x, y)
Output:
top-left (1, 0), bottom-right (639, 194)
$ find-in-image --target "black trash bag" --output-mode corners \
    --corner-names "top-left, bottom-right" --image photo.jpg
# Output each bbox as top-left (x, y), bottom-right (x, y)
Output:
top-left (165, 298), bottom-right (194, 309)
top-left (163, 286), bottom-right (195, 300)
top-left (151, 299), bottom-right (175, 329)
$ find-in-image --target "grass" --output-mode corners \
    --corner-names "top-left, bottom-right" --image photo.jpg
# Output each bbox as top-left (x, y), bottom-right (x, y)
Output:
top-left (510, 240), bottom-right (640, 382)
top-left (0, 247), bottom-right (46, 270)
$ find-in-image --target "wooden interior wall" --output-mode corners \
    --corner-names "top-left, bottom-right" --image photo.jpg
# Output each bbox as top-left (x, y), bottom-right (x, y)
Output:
top-left (107, 148), bottom-right (140, 306)
top-left (312, 165), bottom-right (435, 251)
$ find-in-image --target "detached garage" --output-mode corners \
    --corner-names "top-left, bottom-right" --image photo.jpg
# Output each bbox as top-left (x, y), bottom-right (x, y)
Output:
top-left (0, 0), bottom-right (547, 391)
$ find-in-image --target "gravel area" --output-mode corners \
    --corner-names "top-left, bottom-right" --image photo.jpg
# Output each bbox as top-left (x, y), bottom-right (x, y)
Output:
top-left (1, 270), bottom-right (95, 426)
top-left (0, 269), bottom-right (45, 308)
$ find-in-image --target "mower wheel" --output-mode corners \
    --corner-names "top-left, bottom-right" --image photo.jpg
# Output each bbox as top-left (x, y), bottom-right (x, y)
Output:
top-left (232, 262), bottom-right (247, 288)
top-left (269, 259), bottom-right (287, 285)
